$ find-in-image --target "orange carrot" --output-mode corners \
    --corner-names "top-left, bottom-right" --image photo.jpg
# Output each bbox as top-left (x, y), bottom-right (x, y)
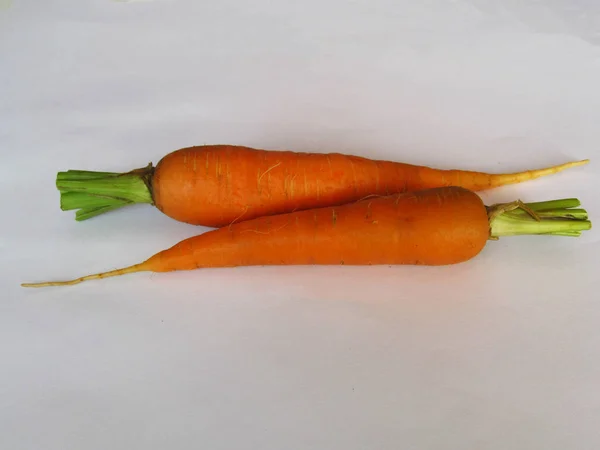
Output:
top-left (22, 186), bottom-right (591, 288)
top-left (56, 145), bottom-right (589, 228)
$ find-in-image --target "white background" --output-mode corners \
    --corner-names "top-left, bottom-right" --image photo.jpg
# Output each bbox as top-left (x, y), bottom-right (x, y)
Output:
top-left (2, 1), bottom-right (600, 449)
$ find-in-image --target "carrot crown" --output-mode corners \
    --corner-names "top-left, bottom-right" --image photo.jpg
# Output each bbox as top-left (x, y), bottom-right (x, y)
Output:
top-left (56, 164), bottom-right (154, 221)
top-left (487, 198), bottom-right (591, 238)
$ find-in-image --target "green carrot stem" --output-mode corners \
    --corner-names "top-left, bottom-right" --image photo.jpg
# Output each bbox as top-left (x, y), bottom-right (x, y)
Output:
top-left (56, 170), bottom-right (122, 183)
top-left (75, 204), bottom-right (131, 221)
top-left (518, 198), bottom-right (581, 211)
top-left (60, 192), bottom-right (129, 211)
top-left (56, 164), bottom-right (155, 221)
top-left (488, 199), bottom-right (592, 238)
top-left (510, 208), bottom-right (588, 220)
top-left (541, 231), bottom-right (582, 237)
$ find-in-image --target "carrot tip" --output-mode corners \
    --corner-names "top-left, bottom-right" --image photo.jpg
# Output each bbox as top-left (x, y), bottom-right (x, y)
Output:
top-left (21, 264), bottom-right (147, 288)
top-left (487, 158), bottom-right (590, 189)
top-left (570, 159), bottom-right (590, 167)
top-left (21, 281), bottom-right (81, 288)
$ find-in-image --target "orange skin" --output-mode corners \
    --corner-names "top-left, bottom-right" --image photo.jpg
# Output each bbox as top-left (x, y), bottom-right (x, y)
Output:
top-left (152, 145), bottom-right (587, 227)
top-left (149, 185), bottom-right (489, 271)
top-left (22, 187), bottom-right (492, 287)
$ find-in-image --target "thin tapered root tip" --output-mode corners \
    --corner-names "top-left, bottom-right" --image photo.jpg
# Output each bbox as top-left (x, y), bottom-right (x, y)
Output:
top-left (488, 158), bottom-right (590, 189)
top-left (537, 159), bottom-right (590, 173)
top-left (21, 279), bottom-right (85, 288)
top-left (566, 159), bottom-right (589, 168)
top-left (21, 264), bottom-right (147, 288)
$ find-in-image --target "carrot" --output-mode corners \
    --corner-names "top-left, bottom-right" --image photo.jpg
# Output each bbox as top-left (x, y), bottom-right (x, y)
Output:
top-left (22, 186), bottom-right (591, 288)
top-left (56, 145), bottom-right (589, 228)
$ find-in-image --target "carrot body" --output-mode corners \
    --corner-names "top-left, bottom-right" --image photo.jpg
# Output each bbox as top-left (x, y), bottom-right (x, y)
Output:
top-left (58, 144), bottom-right (589, 227)
top-left (27, 187), bottom-right (489, 287)
top-left (149, 185), bottom-right (490, 271)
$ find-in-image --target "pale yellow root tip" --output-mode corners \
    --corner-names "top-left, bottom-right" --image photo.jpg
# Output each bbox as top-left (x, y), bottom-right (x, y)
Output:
top-left (556, 159), bottom-right (590, 170)
top-left (490, 159), bottom-right (590, 188)
top-left (21, 264), bottom-right (146, 288)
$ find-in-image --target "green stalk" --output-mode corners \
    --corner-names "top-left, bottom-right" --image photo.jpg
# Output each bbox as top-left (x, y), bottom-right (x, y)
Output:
top-left (511, 208), bottom-right (588, 220)
top-left (515, 198), bottom-right (581, 212)
top-left (488, 199), bottom-right (592, 238)
top-left (56, 164), bottom-right (155, 221)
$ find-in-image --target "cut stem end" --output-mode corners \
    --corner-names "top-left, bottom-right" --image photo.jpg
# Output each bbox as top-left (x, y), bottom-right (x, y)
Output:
top-left (56, 164), bottom-right (155, 221)
top-left (488, 198), bottom-right (592, 238)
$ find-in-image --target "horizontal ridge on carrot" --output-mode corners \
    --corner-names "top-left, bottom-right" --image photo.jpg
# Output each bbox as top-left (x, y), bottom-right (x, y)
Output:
top-left (56, 145), bottom-right (589, 228)
top-left (23, 186), bottom-right (592, 288)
